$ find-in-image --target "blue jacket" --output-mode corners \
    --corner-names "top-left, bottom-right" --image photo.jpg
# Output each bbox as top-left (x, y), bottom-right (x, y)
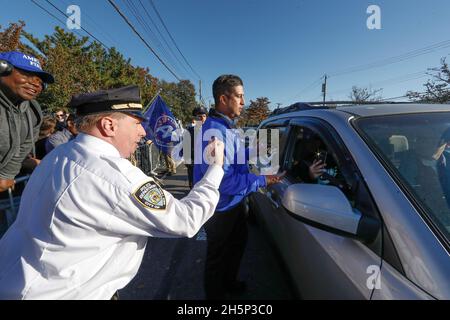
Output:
top-left (193, 110), bottom-right (266, 212)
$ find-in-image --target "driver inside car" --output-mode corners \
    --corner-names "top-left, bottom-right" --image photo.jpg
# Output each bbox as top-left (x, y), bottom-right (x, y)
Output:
top-left (291, 135), bottom-right (327, 183)
top-left (291, 134), bottom-right (347, 192)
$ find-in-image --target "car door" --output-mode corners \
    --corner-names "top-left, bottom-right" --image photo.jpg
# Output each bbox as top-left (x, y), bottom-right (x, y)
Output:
top-left (266, 118), bottom-right (384, 299)
top-left (250, 119), bottom-right (291, 245)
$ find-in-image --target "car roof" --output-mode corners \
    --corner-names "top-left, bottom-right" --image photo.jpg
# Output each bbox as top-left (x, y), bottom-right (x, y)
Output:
top-left (336, 103), bottom-right (450, 117)
top-left (264, 103), bottom-right (450, 124)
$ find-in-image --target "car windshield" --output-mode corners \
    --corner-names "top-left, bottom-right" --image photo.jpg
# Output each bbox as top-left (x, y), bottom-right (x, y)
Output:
top-left (356, 112), bottom-right (450, 243)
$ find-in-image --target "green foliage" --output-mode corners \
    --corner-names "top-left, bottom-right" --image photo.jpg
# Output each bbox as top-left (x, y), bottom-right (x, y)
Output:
top-left (0, 21), bottom-right (26, 52)
top-left (0, 22), bottom-right (196, 117)
top-left (159, 79), bottom-right (199, 125)
top-left (238, 97), bottom-right (270, 127)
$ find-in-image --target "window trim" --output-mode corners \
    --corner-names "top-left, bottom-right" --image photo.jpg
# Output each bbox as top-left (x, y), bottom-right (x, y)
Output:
top-left (257, 118), bottom-right (291, 172)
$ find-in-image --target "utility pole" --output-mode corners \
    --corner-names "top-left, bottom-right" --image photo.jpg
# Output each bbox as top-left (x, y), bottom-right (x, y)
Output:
top-left (199, 80), bottom-right (202, 102)
top-left (322, 75), bottom-right (327, 107)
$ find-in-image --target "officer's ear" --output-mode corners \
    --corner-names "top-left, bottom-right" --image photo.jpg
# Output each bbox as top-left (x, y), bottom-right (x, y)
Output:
top-left (98, 116), bottom-right (118, 137)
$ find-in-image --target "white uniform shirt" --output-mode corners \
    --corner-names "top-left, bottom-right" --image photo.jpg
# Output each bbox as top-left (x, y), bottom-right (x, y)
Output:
top-left (0, 133), bottom-right (223, 299)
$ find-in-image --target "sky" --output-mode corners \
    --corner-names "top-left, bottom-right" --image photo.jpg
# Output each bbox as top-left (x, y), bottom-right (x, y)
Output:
top-left (2, 0), bottom-right (450, 109)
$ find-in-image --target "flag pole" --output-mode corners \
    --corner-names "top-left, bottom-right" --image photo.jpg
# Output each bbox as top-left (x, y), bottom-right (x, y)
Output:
top-left (143, 88), bottom-right (163, 113)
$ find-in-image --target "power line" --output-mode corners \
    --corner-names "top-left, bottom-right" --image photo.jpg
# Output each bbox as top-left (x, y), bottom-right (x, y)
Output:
top-left (290, 76), bottom-right (324, 100)
top-left (43, 0), bottom-right (110, 50)
top-left (329, 39), bottom-right (450, 78)
top-left (306, 38), bottom-right (450, 100)
top-left (122, 1), bottom-right (175, 69)
top-left (298, 39), bottom-right (450, 103)
top-left (379, 94), bottom-right (411, 101)
top-left (107, 0), bottom-right (181, 81)
top-left (122, 0), bottom-right (188, 79)
top-left (59, 0), bottom-right (119, 48)
top-left (30, 0), bottom-right (70, 27)
top-left (148, 0), bottom-right (202, 80)
top-left (327, 71), bottom-right (429, 97)
top-left (30, 0), bottom-right (94, 46)
top-left (136, 0), bottom-right (194, 80)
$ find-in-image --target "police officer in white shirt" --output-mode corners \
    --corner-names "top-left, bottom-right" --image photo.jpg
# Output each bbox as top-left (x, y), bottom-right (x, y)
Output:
top-left (0, 85), bottom-right (225, 300)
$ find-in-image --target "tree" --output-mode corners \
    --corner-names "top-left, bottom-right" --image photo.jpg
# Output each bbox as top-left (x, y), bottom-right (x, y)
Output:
top-left (238, 97), bottom-right (270, 127)
top-left (349, 86), bottom-right (383, 103)
top-left (406, 58), bottom-right (450, 103)
top-left (0, 21), bottom-right (26, 52)
top-left (159, 79), bottom-right (199, 125)
top-left (1, 21), bottom-right (196, 117)
top-left (22, 27), bottom-right (103, 110)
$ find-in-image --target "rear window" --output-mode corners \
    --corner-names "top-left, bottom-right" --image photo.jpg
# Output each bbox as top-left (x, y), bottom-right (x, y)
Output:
top-left (356, 112), bottom-right (450, 244)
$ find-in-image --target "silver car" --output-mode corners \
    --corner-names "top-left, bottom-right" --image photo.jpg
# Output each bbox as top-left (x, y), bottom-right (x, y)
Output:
top-left (249, 103), bottom-right (450, 299)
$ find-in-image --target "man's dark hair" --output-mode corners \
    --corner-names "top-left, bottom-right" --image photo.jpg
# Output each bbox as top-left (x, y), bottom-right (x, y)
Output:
top-left (66, 114), bottom-right (76, 123)
top-left (192, 106), bottom-right (207, 116)
top-left (212, 74), bottom-right (243, 106)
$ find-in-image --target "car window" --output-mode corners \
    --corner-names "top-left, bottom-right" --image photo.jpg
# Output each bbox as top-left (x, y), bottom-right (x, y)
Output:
top-left (356, 112), bottom-right (450, 244)
top-left (285, 126), bottom-right (355, 205)
top-left (254, 123), bottom-right (289, 175)
top-left (281, 121), bottom-right (383, 257)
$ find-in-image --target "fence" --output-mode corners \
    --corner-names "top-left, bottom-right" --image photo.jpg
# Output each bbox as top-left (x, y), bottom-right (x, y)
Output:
top-left (0, 175), bottom-right (30, 236)
top-left (0, 143), bottom-right (172, 237)
top-left (133, 142), bottom-right (168, 176)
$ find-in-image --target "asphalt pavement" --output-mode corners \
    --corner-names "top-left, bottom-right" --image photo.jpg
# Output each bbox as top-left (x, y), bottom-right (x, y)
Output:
top-left (119, 166), bottom-right (295, 300)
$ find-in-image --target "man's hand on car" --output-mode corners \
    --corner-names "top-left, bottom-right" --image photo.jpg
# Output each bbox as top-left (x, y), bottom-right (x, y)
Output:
top-left (265, 171), bottom-right (286, 186)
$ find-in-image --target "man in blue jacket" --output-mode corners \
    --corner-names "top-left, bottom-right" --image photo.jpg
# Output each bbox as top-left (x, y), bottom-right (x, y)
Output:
top-left (193, 74), bottom-right (282, 299)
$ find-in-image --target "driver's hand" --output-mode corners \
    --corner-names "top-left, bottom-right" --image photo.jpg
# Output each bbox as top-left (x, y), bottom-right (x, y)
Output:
top-left (309, 159), bottom-right (326, 180)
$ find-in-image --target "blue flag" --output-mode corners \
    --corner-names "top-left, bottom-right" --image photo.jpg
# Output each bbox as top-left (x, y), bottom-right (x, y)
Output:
top-left (142, 95), bottom-right (180, 155)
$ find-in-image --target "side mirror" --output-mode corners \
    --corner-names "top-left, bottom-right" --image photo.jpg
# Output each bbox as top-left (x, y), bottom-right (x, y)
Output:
top-left (282, 184), bottom-right (379, 242)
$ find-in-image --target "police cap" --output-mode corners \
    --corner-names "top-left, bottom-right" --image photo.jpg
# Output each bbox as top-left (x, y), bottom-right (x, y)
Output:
top-left (192, 106), bottom-right (207, 116)
top-left (69, 85), bottom-right (146, 120)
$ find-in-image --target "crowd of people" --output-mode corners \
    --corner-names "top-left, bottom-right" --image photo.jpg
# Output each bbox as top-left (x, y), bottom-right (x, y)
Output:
top-left (0, 51), bottom-right (283, 300)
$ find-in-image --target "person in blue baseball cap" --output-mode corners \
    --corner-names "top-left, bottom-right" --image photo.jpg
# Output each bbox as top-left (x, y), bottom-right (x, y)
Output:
top-left (0, 51), bottom-right (54, 193)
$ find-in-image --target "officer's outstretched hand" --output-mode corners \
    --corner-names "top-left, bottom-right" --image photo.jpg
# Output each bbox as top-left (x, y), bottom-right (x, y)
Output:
top-left (205, 138), bottom-right (225, 167)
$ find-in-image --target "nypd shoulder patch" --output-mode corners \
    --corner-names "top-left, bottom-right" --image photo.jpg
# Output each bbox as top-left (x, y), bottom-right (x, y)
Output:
top-left (133, 180), bottom-right (166, 210)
